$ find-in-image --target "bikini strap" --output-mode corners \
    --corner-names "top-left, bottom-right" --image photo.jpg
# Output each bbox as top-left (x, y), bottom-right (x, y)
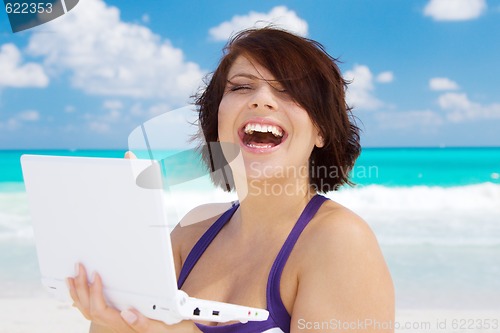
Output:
top-left (177, 203), bottom-right (239, 289)
top-left (266, 194), bottom-right (329, 332)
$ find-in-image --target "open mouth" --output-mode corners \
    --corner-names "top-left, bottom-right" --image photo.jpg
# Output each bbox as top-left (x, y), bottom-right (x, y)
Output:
top-left (239, 122), bottom-right (286, 150)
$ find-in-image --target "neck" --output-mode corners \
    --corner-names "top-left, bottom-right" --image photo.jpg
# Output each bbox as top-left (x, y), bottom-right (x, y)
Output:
top-left (231, 175), bottom-right (317, 237)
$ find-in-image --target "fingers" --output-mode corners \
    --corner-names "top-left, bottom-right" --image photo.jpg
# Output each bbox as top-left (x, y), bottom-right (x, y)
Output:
top-left (124, 151), bottom-right (137, 159)
top-left (121, 309), bottom-right (163, 333)
top-left (66, 277), bottom-right (78, 307)
top-left (121, 309), bottom-right (198, 333)
top-left (120, 309), bottom-right (140, 327)
top-left (75, 263), bottom-right (91, 307)
top-left (69, 263), bottom-right (91, 319)
top-left (89, 271), bottom-right (107, 312)
top-left (89, 272), bottom-right (134, 331)
top-left (67, 265), bottom-right (135, 332)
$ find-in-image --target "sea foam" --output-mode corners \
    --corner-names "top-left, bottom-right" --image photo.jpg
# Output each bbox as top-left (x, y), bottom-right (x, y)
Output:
top-left (1, 183), bottom-right (499, 246)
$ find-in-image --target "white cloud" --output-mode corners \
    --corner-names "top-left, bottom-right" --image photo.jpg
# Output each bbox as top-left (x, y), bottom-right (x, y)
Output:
top-left (344, 65), bottom-right (383, 110)
top-left (103, 99), bottom-right (124, 111)
top-left (376, 71), bottom-right (394, 84)
top-left (65, 105), bottom-right (76, 113)
top-left (375, 110), bottom-right (443, 129)
top-left (438, 93), bottom-right (472, 110)
top-left (424, 0), bottom-right (487, 21)
top-left (429, 77), bottom-right (460, 91)
top-left (27, 0), bottom-right (204, 104)
top-left (209, 6), bottom-right (308, 41)
top-left (130, 103), bottom-right (144, 116)
top-left (0, 43), bottom-right (49, 88)
top-left (0, 109), bottom-right (41, 130)
top-left (148, 103), bottom-right (173, 116)
top-left (115, 102), bottom-right (173, 117)
top-left (18, 110), bottom-right (40, 121)
top-left (85, 108), bottom-right (122, 133)
top-left (88, 121), bottom-right (110, 134)
top-left (438, 92), bottom-right (500, 122)
top-left (0, 118), bottom-right (19, 130)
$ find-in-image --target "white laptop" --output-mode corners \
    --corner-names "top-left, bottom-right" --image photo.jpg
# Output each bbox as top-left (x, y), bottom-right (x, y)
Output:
top-left (20, 154), bottom-right (268, 325)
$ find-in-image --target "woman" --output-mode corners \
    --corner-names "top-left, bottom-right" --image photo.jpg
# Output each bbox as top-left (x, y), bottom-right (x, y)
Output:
top-left (68, 27), bottom-right (394, 333)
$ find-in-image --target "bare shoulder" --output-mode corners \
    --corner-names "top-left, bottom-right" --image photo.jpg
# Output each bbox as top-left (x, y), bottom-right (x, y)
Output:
top-left (300, 199), bottom-right (380, 256)
top-left (289, 199), bottom-right (394, 332)
top-left (297, 199), bottom-right (390, 281)
top-left (170, 202), bottom-right (234, 266)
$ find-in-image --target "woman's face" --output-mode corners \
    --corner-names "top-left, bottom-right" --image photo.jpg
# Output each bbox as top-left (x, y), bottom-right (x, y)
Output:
top-left (218, 55), bottom-right (323, 182)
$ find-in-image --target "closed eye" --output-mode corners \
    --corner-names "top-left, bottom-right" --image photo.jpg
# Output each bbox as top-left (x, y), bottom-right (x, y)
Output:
top-left (230, 85), bottom-right (251, 91)
top-left (226, 80), bottom-right (253, 93)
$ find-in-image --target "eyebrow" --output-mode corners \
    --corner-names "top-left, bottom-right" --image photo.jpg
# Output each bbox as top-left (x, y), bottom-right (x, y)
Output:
top-left (227, 73), bottom-right (283, 86)
top-left (227, 73), bottom-right (260, 81)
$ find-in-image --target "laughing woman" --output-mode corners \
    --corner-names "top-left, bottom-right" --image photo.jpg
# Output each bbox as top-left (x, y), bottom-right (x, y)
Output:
top-left (69, 28), bottom-right (395, 333)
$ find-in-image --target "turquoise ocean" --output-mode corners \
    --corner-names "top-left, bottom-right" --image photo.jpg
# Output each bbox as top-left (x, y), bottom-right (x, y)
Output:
top-left (1, 148), bottom-right (500, 310)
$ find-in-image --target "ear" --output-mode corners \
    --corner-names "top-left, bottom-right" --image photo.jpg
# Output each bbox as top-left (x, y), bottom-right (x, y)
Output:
top-left (315, 133), bottom-right (325, 148)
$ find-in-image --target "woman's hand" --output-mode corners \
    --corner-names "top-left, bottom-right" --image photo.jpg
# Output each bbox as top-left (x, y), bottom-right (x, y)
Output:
top-left (124, 151), bottom-right (137, 159)
top-left (67, 263), bottom-right (200, 333)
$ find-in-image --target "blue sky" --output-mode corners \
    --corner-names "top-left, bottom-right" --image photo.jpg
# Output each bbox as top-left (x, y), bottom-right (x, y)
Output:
top-left (0, 0), bottom-right (499, 149)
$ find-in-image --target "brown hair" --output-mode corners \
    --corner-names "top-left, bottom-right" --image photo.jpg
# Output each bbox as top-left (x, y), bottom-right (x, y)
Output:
top-left (195, 27), bottom-right (361, 192)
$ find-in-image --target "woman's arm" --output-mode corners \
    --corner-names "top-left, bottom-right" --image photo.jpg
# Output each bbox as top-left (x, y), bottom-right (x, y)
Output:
top-left (89, 322), bottom-right (114, 333)
top-left (290, 211), bottom-right (395, 333)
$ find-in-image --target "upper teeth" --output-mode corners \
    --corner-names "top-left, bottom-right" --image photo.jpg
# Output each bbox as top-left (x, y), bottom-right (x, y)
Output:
top-left (244, 123), bottom-right (283, 137)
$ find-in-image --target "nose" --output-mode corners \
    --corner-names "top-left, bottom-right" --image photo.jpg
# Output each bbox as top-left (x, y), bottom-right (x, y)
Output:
top-left (248, 85), bottom-right (278, 111)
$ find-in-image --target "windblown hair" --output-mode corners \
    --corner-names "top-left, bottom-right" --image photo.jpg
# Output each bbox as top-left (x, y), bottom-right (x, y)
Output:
top-left (194, 27), bottom-right (361, 192)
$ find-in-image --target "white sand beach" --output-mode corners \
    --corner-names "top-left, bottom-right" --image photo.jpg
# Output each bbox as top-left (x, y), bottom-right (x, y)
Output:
top-left (393, 309), bottom-right (500, 333)
top-left (0, 297), bottom-right (89, 333)
top-left (1, 296), bottom-right (499, 333)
